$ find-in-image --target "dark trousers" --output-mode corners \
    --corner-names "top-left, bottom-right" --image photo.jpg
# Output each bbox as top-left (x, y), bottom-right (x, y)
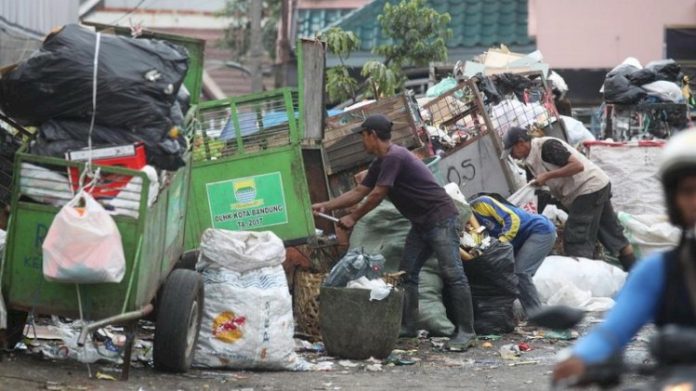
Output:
top-left (564, 184), bottom-right (629, 258)
top-left (400, 216), bottom-right (471, 291)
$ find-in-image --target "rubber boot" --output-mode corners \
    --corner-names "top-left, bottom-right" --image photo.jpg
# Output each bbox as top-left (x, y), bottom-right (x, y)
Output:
top-left (399, 285), bottom-right (419, 338)
top-left (444, 286), bottom-right (477, 352)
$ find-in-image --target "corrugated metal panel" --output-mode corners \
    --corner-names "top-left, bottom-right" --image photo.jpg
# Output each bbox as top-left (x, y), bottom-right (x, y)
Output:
top-left (0, 0), bottom-right (78, 39)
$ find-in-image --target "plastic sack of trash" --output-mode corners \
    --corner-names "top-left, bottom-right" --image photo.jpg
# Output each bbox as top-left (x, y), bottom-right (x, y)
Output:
top-left (194, 229), bottom-right (310, 370)
top-left (33, 119), bottom-right (186, 171)
top-left (508, 184), bottom-right (538, 214)
top-left (0, 24), bottom-right (188, 131)
top-left (561, 115), bottom-right (595, 148)
top-left (19, 163), bottom-right (73, 207)
top-left (323, 248), bottom-right (385, 288)
top-left (42, 191), bottom-right (125, 283)
top-left (198, 229), bottom-right (285, 273)
top-left (602, 63), bottom-right (647, 104)
top-left (618, 212), bottom-right (680, 259)
top-left (417, 259), bottom-right (455, 336)
top-left (462, 239), bottom-right (518, 334)
top-left (533, 256), bottom-right (627, 311)
top-left (642, 80), bottom-right (684, 103)
top-left (346, 277), bottom-right (392, 301)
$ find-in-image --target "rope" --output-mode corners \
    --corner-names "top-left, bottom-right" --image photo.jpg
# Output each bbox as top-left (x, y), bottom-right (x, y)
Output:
top-left (78, 32), bottom-right (102, 192)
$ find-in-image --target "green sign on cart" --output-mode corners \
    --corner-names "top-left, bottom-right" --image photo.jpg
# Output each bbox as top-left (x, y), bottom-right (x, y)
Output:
top-left (206, 172), bottom-right (288, 231)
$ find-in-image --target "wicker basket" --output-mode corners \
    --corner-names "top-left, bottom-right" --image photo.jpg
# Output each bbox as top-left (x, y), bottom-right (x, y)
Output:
top-left (293, 270), bottom-right (325, 341)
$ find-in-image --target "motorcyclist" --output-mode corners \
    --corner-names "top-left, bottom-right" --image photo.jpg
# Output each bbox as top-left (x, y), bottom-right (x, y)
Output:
top-left (553, 128), bottom-right (696, 383)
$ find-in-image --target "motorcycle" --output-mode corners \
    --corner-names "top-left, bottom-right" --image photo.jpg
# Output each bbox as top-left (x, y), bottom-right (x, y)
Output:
top-left (528, 305), bottom-right (696, 390)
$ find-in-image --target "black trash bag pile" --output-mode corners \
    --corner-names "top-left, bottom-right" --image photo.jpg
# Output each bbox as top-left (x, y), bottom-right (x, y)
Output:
top-left (0, 24), bottom-right (190, 170)
top-left (461, 239), bottom-right (519, 335)
top-left (474, 72), bottom-right (537, 105)
top-left (603, 59), bottom-right (684, 104)
top-left (603, 64), bottom-right (647, 104)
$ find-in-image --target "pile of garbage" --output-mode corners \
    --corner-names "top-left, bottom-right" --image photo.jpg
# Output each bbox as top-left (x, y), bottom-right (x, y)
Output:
top-left (602, 57), bottom-right (686, 105)
top-left (0, 24), bottom-right (190, 171)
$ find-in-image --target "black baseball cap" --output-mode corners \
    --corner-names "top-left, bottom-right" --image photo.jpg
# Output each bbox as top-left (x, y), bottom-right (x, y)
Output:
top-left (351, 114), bottom-right (393, 138)
top-left (501, 127), bottom-right (531, 159)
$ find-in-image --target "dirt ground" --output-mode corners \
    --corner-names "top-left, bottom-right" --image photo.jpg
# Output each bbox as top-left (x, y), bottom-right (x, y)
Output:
top-left (0, 316), bottom-right (649, 391)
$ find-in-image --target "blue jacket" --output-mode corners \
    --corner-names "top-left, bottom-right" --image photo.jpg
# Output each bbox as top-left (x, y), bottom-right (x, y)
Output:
top-left (470, 196), bottom-right (555, 252)
top-left (573, 251), bottom-right (692, 364)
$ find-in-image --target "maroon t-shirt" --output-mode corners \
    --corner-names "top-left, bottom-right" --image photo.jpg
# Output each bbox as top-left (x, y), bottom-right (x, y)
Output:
top-left (361, 144), bottom-right (458, 228)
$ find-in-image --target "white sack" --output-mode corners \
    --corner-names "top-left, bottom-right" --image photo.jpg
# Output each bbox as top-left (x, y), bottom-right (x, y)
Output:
top-left (508, 184), bottom-right (538, 214)
top-left (586, 142), bottom-right (665, 215)
top-left (194, 229), bottom-right (309, 370)
top-left (561, 115), bottom-right (595, 148)
top-left (642, 80), bottom-right (684, 103)
top-left (618, 212), bottom-right (680, 259)
top-left (198, 229), bottom-right (285, 273)
top-left (103, 165), bottom-right (159, 218)
top-left (533, 256), bottom-right (627, 311)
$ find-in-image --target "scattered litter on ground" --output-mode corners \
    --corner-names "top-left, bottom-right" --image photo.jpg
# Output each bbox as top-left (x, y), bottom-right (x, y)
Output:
top-left (365, 364), bottom-right (382, 372)
top-left (478, 335), bottom-right (502, 341)
top-left (499, 344), bottom-right (521, 360)
top-left (337, 360), bottom-right (358, 368)
top-left (383, 353), bottom-right (417, 366)
top-left (518, 342), bottom-right (532, 352)
top-left (95, 371), bottom-right (117, 381)
top-left (481, 342), bottom-right (493, 349)
top-left (508, 360), bottom-right (539, 367)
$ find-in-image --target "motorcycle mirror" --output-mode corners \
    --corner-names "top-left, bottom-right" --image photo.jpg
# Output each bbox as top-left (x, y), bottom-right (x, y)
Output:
top-left (527, 305), bottom-right (585, 330)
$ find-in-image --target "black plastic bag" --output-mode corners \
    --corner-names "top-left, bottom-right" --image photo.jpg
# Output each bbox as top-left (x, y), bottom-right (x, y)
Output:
top-left (32, 119), bottom-right (186, 171)
top-left (462, 239), bottom-right (519, 334)
top-left (474, 74), bottom-right (503, 105)
top-left (626, 69), bottom-right (657, 86)
top-left (603, 64), bottom-right (647, 104)
top-left (493, 73), bottom-right (535, 102)
top-left (646, 59), bottom-right (682, 82)
top-left (0, 24), bottom-right (189, 131)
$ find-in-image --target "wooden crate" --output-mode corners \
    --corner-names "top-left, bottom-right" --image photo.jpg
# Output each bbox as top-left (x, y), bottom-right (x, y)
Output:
top-left (322, 93), bottom-right (424, 175)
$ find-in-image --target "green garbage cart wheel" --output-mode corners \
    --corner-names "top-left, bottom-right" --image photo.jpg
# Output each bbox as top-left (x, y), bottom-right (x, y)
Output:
top-left (2, 310), bottom-right (28, 350)
top-left (175, 249), bottom-right (199, 271)
top-left (153, 269), bottom-right (204, 372)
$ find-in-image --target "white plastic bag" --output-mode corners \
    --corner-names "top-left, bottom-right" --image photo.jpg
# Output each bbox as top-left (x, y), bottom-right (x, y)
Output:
top-left (42, 191), bottom-right (125, 283)
top-left (533, 256), bottom-right (627, 311)
top-left (194, 229), bottom-right (310, 370)
top-left (508, 184), bottom-right (538, 214)
top-left (618, 212), bottom-right (680, 258)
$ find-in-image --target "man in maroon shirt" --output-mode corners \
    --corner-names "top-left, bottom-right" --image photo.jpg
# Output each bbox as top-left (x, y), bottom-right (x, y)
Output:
top-left (312, 114), bottom-right (476, 351)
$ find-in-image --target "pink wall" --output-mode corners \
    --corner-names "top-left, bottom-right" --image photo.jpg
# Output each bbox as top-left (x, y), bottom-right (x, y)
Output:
top-left (531, 0), bottom-right (696, 68)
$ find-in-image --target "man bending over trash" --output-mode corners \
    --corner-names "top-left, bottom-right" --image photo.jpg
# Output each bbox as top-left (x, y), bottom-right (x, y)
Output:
top-left (312, 114), bottom-right (476, 351)
top-left (501, 127), bottom-right (635, 271)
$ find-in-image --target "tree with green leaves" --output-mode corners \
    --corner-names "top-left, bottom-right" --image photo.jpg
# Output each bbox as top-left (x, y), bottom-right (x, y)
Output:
top-left (219, 0), bottom-right (280, 61)
top-left (322, 0), bottom-right (451, 103)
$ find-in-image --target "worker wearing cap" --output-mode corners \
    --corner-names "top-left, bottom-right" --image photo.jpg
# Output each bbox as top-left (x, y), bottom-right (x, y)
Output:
top-left (312, 114), bottom-right (477, 351)
top-left (501, 127), bottom-right (635, 271)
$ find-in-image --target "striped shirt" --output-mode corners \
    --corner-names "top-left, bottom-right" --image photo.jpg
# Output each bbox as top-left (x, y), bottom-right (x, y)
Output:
top-left (470, 196), bottom-right (555, 251)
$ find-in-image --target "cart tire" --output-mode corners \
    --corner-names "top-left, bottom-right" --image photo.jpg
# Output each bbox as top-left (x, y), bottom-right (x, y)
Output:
top-left (175, 249), bottom-right (199, 271)
top-left (3, 310), bottom-right (28, 350)
top-left (153, 269), bottom-right (204, 372)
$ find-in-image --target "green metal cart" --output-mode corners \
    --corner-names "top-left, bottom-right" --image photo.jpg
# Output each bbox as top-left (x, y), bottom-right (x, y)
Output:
top-left (0, 24), bottom-right (205, 377)
top-left (184, 87), bottom-right (316, 250)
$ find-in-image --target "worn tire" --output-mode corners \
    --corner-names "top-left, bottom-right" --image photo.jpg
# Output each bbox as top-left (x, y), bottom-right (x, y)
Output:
top-left (3, 310), bottom-right (28, 350)
top-left (153, 269), bottom-right (204, 372)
